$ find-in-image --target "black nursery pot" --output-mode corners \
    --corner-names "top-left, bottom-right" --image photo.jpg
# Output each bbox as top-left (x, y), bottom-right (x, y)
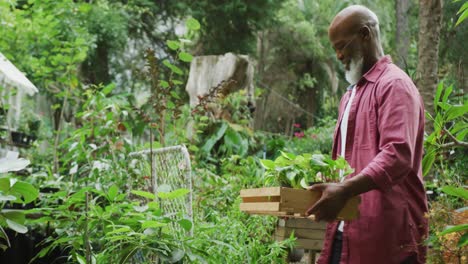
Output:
top-left (10, 131), bottom-right (23, 144)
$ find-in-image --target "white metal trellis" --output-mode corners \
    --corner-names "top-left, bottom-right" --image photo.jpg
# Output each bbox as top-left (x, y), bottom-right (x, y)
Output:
top-left (129, 145), bottom-right (193, 236)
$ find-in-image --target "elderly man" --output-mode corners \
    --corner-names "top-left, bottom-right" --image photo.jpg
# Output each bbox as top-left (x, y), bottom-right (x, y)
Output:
top-left (306, 5), bottom-right (428, 264)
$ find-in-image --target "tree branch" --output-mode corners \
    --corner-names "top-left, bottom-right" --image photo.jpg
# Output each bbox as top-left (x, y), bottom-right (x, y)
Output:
top-left (439, 128), bottom-right (468, 149)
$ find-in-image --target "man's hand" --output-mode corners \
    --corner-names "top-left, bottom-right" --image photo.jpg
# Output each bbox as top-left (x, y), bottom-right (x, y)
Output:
top-left (306, 183), bottom-right (351, 222)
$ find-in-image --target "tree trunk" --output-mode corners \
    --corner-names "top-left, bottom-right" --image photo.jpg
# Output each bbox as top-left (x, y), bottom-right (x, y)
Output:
top-left (415, 0), bottom-right (443, 132)
top-left (395, 0), bottom-right (411, 70)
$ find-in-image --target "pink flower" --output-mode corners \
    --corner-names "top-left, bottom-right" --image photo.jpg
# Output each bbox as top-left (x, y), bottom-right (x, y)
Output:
top-left (294, 132), bottom-right (304, 138)
top-left (293, 123), bottom-right (301, 128)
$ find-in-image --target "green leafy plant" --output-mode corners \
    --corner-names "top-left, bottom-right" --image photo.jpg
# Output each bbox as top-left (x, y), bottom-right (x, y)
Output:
top-left (438, 186), bottom-right (468, 247)
top-left (0, 159), bottom-right (39, 250)
top-left (31, 185), bottom-right (201, 263)
top-left (192, 156), bottom-right (293, 263)
top-left (423, 81), bottom-right (468, 179)
top-left (455, 0), bottom-right (468, 26)
top-left (260, 151), bottom-right (354, 189)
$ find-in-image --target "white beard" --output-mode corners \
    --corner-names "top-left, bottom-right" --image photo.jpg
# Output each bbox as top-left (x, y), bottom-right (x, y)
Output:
top-left (345, 56), bottom-right (364, 85)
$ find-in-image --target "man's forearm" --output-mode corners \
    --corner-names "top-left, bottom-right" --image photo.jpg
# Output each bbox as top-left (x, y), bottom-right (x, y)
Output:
top-left (341, 174), bottom-right (378, 198)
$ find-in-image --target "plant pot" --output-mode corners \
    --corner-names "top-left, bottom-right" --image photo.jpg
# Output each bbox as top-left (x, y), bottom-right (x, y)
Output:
top-left (10, 131), bottom-right (23, 144)
top-left (10, 131), bottom-right (36, 147)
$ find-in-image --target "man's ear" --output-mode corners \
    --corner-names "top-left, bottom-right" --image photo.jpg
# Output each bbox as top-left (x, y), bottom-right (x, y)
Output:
top-left (359, 26), bottom-right (371, 41)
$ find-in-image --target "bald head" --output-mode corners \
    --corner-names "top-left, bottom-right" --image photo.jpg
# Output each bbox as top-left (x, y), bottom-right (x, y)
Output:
top-left (329, 5), bottom-right (380, 40)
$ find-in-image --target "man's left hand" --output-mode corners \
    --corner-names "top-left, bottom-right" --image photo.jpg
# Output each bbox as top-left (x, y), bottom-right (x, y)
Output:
top-left (306, 183), bottom-right (351, 222)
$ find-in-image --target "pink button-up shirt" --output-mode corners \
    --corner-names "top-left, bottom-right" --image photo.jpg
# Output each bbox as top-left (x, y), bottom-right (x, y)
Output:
top-left (317, 56), bottom-right (428, 264)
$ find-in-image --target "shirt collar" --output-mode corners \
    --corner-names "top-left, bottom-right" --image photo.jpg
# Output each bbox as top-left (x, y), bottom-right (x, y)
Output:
top-left (361, 55), bottom-right (392, 83)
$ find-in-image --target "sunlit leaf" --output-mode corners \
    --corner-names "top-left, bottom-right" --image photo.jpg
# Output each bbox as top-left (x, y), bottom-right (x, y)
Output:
top-left (107, 226), bottom-right (132, 235)
top-left (162, 60), bottom-right (183, 75)
top-left (260, 159), bottom-right (275, 170)
top-left (157, 188), bottom-right (190, 199)
top-left (77, 254), bottom-right (86, 264)
top-left (422, 150), bottom-right (436, 177)
top-left (160, 80), bottom-right (169, 88)
top-left (456, 8), bottom-right (468, 26)
top-left (167, 40), bottom-right (180, 51)
top-left (439, 224), bottom-right (468, 236)
top-left (2, 210), bottom-right (25, 224)
top-left (280, 151), bottom-right (296, 160)
top-left (6, 219), bottom-right (27, 233)
top-left (434, 81), bottom-right (444, 111)
top-left (177, 219), bottom-right (192, 231)
top-left (141, 221), bottom-right (167, 229)
top-left (107, 185), bottom-right (118, 201)
top-left (170, 91), bottom-right (180, 99)
top-left (186, 18), bottom-right (201, 30)
top-left (441, 186), bottom-right (468, 200)
top-left (11, 181), bottom-right (39, 203)
top-left (130, 190), bottom-right (155, 200)
top-left (102, 83), bottom-right (116, 95)
top-left (446, 103), bottom-right (468, 121)
top-left (441, 84), bottom-right (453, 104)
top-left (178, 52), bottom-right (193, 62)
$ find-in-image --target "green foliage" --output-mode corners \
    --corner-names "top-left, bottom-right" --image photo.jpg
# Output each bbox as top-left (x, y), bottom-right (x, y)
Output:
top-left (437, 187), bottom-right (468, 247)
top-left (4, 0), bottom-right (466, 262)
top-left (261, 151), bottom-right (353, 189)
top-left (455, 0), bottom-right (468, 26)
top-left (0, 162), bottom-right (39, 250)
top-left (188, 0), bottom-right (283, 54)
top-left (194, 89), bottom-right (258, 160)
top-left (424, 80), bottom-right (468, 258)
top-left (133, 17), bottom-right (200, 146)
top-left (192, 156), bottom-right (293, 263)
top-left (423, 81), bottom-right (468, 184)
top-left (441, 186), bottom-right (468, 200)
top-left (31, 186), bottom-right (201, 263)
top-left (285, 117), bottom-right (336, 155)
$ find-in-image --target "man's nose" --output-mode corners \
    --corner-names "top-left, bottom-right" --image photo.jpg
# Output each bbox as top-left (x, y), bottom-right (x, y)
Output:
top-left (336, 51), bottom-right (344, 62)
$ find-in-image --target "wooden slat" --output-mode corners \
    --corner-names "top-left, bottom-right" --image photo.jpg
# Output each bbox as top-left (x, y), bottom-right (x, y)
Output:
top-left (242, 211), bottom-right (290, 216)
top-left (278, 218), bottom-right (327, 229)
top-left (281, 188), bottom-right (360, 220)
top-left (239, 187), bottom-right (361, 220)
top-left (239, 202), bottom-right (280, 212)
top-left (280, 188), bottom-right (320, 213)
top-left (240, 187), bottom-right (281, 197)
top-left (241, 196), bottom-right (281, 203)
top-left (275, 226), bottom-right (325, 240)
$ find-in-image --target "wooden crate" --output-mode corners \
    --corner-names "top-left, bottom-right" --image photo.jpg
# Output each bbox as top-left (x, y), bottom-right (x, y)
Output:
top-left (275, 218), bottom-right (326, 251)
top-left (239, 187), bottom-right (360, 220)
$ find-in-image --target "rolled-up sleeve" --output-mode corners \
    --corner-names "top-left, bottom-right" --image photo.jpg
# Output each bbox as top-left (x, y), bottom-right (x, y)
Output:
top-left (360, 79), bottom-right (421, 192)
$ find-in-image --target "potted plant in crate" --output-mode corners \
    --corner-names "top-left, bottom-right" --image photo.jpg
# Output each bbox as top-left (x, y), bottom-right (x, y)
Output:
top-left (241, 151), bottom-right (358, 262)
top-left (239, 151), bottom-right (358, 219)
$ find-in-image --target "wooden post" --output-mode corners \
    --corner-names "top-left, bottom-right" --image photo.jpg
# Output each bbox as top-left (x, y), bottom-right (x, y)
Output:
top-left (308, 250), bottom-right (316, 264)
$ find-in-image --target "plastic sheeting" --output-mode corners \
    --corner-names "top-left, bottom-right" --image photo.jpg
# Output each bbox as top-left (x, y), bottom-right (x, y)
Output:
top-left (0, 52), bottom-right (38, 95)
